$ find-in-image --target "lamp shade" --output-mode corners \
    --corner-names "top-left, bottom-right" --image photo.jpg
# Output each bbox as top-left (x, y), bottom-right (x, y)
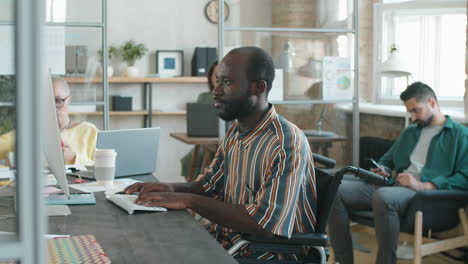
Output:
top-left (275, 40), bottom-right (296, 73)
top-left (380, 45), bottom-right (411, 77)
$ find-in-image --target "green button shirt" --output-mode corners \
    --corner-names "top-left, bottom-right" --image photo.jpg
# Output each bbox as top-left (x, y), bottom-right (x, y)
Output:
top-left (379, 116), bottom-right (468, 190)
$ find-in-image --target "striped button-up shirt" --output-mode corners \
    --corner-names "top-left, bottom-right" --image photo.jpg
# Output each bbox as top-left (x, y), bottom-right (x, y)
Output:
top-left (195, 105), bottom-right (317, 248)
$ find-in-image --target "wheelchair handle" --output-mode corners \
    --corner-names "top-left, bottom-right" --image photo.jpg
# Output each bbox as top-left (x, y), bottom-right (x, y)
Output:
top-left (355, 167), bottom-right (388, 185)
top-left (335, 166), bottom-right (388, 186)
top-left (312, 153), bottom-right (336, 168)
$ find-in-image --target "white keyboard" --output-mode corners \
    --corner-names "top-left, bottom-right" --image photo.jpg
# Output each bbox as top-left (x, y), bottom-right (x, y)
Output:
top-left (107, 194), bottom-right (167, 215)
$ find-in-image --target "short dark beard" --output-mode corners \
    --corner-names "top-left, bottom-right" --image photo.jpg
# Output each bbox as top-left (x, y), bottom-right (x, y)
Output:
top-left (218, 98), bottom-right (255, 121)
top-left (416, 114), bottom-right (434, 128)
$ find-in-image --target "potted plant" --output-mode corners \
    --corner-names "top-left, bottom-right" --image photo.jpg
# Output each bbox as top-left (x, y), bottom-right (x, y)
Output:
top-left (96, 45), bottom-right (119, 77)
top-left (119, 40), bottom-right (148, 77)
top-left (0, 75), bottom-right (15, 135)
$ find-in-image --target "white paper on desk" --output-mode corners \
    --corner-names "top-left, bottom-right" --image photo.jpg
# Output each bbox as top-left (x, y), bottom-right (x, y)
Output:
top-left (44, 186), bottom-right (63, 196)
top-left (69, 178), bottom-right (141, 193)
top-left (47, 205), bottom-right (71, 216)
top-left (0, 169), bottom-right (14, 180)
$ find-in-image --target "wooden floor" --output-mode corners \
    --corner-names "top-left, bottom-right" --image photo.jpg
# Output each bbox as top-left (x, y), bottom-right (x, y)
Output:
top-left (327, 231), bottom-right (465, 264)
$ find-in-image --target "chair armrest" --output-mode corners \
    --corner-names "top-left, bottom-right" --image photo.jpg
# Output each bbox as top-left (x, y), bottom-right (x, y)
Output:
top-left (243, 233), bottom-right (328, 247)
top-left (414, 190), bottom-right (468, 200)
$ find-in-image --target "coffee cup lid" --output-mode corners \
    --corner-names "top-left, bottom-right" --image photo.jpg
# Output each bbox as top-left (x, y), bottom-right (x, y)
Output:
top-left (95, 148), bottom-right (115, 153)
top-left (94, 149), bottom-right (116, 158)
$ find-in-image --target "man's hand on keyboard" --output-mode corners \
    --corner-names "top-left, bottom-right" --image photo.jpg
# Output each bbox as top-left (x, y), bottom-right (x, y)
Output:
top-left (124, 182), bottom-right (174, 194)
top-left (136, 192), bottom-right (189, 210)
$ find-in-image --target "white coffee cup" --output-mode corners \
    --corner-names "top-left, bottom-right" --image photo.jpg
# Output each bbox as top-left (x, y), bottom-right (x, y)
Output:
top-left (94, 149), bottom-right (117, 187)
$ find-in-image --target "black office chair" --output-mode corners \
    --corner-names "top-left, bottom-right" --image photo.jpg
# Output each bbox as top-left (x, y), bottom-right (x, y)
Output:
top-left (228, 154), bottom-right (386, 264)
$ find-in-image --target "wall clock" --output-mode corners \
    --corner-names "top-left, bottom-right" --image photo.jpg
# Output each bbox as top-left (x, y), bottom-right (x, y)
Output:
top-left (205, 0), bottom-right (230, 24)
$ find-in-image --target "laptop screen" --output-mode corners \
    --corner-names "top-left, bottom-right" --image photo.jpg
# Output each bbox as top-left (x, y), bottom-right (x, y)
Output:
top-left (96, 128), bottom-right (160, 177)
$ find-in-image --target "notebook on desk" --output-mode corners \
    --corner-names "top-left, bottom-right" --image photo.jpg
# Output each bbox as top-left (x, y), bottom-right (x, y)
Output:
top-left (48, 234), bottom-right (111, 264)
top-left (68, 127), bottom-right (160, 179)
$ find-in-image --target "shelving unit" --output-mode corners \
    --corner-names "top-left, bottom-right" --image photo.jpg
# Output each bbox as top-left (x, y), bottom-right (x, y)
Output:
top-left (218, 0), bottom-right (360, 165)
top-left (64, 76), bottom-right (206, 84)
top-left (64, 76), bottom-right (206, 127)
top-left (70, 111), bottom-right (186, 116)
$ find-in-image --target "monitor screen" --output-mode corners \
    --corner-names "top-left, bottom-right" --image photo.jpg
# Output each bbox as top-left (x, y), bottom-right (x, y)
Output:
top-left (44, 74), bottom-right (69, 197)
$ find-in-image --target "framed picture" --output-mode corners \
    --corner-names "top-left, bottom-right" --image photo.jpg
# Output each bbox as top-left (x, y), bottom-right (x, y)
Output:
top-left (156, 50), bottom-right (184, 77)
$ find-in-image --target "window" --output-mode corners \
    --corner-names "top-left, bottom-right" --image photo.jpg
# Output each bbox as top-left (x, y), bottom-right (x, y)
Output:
top-left (46, 0), bottom-right (67, 23)
top-left (375, 0), bottom-right (466, 104)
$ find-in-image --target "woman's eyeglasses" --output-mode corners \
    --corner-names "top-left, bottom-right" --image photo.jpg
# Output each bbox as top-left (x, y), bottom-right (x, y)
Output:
top-left (55, 96), bottom-right (70, 108)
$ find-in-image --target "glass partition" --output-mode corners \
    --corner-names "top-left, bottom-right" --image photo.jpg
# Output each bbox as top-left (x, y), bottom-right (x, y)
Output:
top-left (1, 0), bottom-right (105, 262)
top-left (275, 102), bottom-right (353, 167)
top-left (224, 31), bottom-right (355, 101)
top-left (224, 0), bottom-right (354, 30)
top-left (45, 3), bottom-right (106, 130)
top-left (0, 0), bottom-right (18, 242)
top-left (220, 0), bottom-right (359, 165)
top-left (46, 0), bottom-right (102, 24)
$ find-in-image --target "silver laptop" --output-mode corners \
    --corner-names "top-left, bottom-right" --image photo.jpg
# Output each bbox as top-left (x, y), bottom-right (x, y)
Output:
top-left (69, 127), bottom-right (160, 179)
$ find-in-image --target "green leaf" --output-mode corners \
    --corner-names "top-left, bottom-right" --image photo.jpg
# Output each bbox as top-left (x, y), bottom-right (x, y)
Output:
top-left (119, 40), bottom-right (148, 66)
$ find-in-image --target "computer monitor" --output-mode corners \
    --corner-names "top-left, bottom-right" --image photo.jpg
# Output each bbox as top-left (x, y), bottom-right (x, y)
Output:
top-left (44, 74), bottom-right (69, 197)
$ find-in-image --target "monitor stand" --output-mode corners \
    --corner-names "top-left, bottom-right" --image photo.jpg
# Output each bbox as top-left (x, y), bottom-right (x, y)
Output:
top-left (46, 193), bottom-right (96, 205)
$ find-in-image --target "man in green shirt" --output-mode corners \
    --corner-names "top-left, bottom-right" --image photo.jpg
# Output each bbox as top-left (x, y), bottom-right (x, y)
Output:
top-left (328, 82), bottom-right (468, 264)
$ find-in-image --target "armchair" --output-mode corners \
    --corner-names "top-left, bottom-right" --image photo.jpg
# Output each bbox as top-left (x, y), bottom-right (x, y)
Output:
top-left (349, 175), bottom-right (468, 263)
top-left (344, 136), bottom-right (468, 263)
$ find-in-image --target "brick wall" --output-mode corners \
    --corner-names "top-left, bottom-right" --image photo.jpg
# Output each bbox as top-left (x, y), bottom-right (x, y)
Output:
top-left (359, 0), bottom-right (376, 102)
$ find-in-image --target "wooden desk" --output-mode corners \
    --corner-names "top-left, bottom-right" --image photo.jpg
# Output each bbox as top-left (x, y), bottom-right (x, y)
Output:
top-left (0, 175), bottom-right (237, 264)
top-left (170, 133), bottom-right (219, 182)
top-left (57, 175), bottom-right (235, 263)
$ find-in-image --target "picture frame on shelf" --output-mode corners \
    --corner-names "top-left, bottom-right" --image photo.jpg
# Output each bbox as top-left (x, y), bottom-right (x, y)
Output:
top-left (156, 50), bottom-right (184, 77)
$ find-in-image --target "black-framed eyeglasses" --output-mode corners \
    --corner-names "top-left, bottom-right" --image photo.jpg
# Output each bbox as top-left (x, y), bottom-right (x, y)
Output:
top-left (55, 96), bottom-right (70, 108)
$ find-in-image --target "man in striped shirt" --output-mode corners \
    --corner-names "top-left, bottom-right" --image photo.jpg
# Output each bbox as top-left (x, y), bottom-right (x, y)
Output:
top-left (125, 46), bottom-right (317, 261)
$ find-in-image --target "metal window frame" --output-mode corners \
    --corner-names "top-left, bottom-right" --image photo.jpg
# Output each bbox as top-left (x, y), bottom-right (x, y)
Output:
top-left (45, 0), bottom-right (109, 130)
top-left (373, 0), bottom-right (466, 107)
top-left (218, 0), bottom-right (360, 165)
top-left (0, 0), bottom-right (107, 262)
top-left (0, 0), bottom-right (46, 262)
